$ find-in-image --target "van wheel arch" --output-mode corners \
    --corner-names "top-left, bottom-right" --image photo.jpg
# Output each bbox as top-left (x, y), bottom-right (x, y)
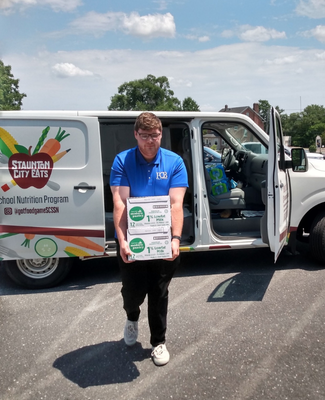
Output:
top-left (4, 257), bottom-right (72, 289)
top-left (310, 211), bottom-right (325, 265)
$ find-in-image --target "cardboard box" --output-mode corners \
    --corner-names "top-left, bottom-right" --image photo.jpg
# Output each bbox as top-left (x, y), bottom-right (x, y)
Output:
top-left (127, 230), bottom-right (172, 260)
top-left (127, 195), bottom-right (171, 234)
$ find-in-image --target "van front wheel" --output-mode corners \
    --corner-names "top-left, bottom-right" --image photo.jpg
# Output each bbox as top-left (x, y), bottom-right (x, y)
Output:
top-left (4, 258), bottom-right (72, 289)
top-left (310, 212), bottom-right (325, 265)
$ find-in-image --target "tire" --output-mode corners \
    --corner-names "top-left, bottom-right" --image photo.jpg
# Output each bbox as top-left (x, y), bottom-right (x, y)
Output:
top-left (310, 212), bottom-right (325, 265)
top-left (4, 257), bottom-right (72, 289)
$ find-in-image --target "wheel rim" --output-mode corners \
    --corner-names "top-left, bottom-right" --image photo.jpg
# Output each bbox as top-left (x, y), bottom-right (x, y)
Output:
top-left (16, 258), bottom-right (59, 279)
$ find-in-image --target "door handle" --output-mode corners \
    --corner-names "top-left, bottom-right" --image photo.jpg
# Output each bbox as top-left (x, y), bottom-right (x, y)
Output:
top-left (74, 185), bottom-right (96, 190)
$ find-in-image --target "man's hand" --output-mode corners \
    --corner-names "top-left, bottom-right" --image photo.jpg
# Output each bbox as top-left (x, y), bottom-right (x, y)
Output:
top-left (119, 239), bottom-right (134, 264)
top-left (164, 237), bottom-right (180, 261)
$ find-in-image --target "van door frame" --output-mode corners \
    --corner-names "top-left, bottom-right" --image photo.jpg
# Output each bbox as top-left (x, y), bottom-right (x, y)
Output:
top-left (266, 107), bottom-right (291, 261)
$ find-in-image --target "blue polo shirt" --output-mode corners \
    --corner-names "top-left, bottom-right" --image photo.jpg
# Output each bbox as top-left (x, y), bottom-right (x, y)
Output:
top-left (110, 147), bottom-right (188, 196)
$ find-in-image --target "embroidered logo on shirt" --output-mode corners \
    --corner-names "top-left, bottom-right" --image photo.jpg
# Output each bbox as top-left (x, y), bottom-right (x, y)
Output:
top-left (156, 171), bottom-right (168, 180)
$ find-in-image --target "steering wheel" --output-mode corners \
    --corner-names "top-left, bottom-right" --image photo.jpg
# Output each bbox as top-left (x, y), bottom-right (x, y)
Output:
top-left (222, 148), bottom-right (235, 170)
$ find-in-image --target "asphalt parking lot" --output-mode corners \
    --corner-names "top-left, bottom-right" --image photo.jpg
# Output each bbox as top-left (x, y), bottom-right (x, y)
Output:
top-left (1, 243), bottom-right (325, 400)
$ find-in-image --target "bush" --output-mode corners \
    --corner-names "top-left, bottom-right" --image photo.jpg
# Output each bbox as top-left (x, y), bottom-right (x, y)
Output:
top-left (309, 144), bottom-right (316, 153)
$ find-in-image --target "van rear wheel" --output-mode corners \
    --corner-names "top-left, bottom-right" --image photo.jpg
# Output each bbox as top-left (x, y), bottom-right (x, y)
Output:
top-left (4, 257), bottom-right (72, 289)
top-left (310, 212), bottom-right (325, 265)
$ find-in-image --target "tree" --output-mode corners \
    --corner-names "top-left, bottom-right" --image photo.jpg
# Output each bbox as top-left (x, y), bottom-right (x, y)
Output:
top-left (283, 104), bottom-right (325, 147)
top-left (182, 97), bottom-right (200, 111)
top-left (108, 74), bottom-right (200, 111)
top-left (0, 60), bottom-right (26, 110)
top-left (258, 99), bottom-right (285, 130)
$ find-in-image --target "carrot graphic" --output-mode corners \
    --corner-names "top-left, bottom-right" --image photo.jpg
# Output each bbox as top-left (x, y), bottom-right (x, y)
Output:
top-left (39, 127), bottom-right (70, 157)
top-left (55, 235), bottom-right (104, 252)
top-left (21, 234), bottom-right (35, 248)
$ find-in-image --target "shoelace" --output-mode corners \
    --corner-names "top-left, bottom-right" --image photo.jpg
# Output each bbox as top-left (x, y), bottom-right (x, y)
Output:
top-left (152, 344), bottom-right (164, 356)
top-left (127, 323), bottom-right (137, 335)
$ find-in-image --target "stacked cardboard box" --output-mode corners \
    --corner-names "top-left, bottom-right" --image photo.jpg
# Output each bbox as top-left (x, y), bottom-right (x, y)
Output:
top-left (127, 196), bottom-right (172, 260)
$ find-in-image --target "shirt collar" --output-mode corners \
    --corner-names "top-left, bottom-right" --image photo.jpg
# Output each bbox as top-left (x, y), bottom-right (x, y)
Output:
top-left (136, 147), bottom-right (161, 166)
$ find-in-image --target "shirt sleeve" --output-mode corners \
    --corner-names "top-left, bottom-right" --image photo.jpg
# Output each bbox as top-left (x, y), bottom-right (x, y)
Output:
top-left (110, 154), bottom-right (130, 187)
top-left (170, 157), bottom-right (189, 188)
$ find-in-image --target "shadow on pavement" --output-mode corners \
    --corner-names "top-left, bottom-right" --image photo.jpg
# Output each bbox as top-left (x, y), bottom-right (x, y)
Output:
top-left (0, 257), bottom-right (121, 296)
top-left (1, 241), bottom-right (321, 296)
top-left (208, 271), bottom-right (275, 302)
top-left (53, 340), bottom-right (152, 387)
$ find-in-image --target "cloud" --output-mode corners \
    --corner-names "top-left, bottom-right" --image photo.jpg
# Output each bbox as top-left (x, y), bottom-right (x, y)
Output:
top-left (221, 25), bottom-right (286, 42)
top-left (168, 77), bottom-right (193, 88)
top-left (153, 0), bottom-right (170, 11)
top-left (302, 25), bottom-right (325, 42)
top-left (221, 30), bottom-right (235, 39)
top-left (0, 0), bottom-right (82, 12)
top-left (239, 25), bottom-right (287, 42)
top-left (184, 34), bottom-right (210, 42)
top-left (296, 0), bottom-right (325, 18)
top-left (265, 56), bottom-right (299, 65)
top-left (51, 63), bottom-right (93, 78)
top-left (69, 11), bottom-right (176, 39)
top-left (4, 43), bottom-right (325, 113)
top-left (198, 36), bottom-right (210, 43)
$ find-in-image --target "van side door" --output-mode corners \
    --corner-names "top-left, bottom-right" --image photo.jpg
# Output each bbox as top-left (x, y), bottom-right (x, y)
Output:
top-left (266, 107), bottom-right (291, 261)
top-left (0, 117), bottom-right (105, 260)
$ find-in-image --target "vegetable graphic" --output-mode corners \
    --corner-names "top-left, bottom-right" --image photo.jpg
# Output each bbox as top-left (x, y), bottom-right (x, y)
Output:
top-left (55, 235), bottom-right (104, 252)
top-left (32, 126), bottom-right (50, 155)
top-left (0, 125), bottom-right (71, 192)
top-left (0, 233), bottom-right (18, 239)
top-left (21, 234), bottom-right (35, 248)
top-left (39, 127), bottom-right (70, 157)
top-left (0, 127), bottom-right (19, 158)
top-left (35, 238), bottom-right (58, 257)
top-left (64, 246), bottom-right (91, 257)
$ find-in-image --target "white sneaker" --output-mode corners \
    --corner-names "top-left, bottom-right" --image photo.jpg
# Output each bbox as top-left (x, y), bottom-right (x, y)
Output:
top-left (151, 344), bottom-right (170, 366)
top-left (124, 320), bottom-right (138, 346)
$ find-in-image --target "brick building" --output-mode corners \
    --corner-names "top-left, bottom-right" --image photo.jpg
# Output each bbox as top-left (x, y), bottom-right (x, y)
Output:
top-left (219, 103), bottom-right (265, 130)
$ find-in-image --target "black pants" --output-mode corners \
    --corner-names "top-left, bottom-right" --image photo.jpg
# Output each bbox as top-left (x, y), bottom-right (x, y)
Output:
top-left (116, 242), bottom-right (179, 347)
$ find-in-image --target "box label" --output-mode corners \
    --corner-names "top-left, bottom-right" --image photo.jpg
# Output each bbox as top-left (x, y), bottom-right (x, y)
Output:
top-left (127, 195), bottom-right (171, 234)
top-left (127, 231), bottom-right (172, 260)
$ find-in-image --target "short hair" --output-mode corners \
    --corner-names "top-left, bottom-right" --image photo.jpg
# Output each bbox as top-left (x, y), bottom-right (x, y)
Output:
top-left (134, 112), bottom-right (162, 132)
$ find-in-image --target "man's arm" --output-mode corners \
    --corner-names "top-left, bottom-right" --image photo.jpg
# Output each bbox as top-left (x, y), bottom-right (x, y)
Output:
top-left (111, 185), bottom-right (133, 263)
top-left (167, 187), bottom-right (187, 260)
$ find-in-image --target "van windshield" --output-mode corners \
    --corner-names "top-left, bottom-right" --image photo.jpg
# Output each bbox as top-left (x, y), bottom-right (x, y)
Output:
top-left (202, 121), bottom-right (267, 154)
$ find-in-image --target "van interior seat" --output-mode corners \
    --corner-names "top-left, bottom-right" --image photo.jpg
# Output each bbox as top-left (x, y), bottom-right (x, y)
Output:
top-left (204, 168), bottom-right (245, 210)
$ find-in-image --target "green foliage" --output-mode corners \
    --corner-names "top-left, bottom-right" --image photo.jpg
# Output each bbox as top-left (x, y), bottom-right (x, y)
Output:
top-left (282, 104), bottom-right (325, 147)
top-left (182, 97), bottom-right (200, 111)
top-left (258, 100), bottom-right (285, 127)
top-left (258, 100), bottom-right (325, 148)
top-left (309, 144), bottom-right (316, 153)
top-left (108, 74), bottom-right (200, 111)
top-left (0, 60), bottom-right (26, 110)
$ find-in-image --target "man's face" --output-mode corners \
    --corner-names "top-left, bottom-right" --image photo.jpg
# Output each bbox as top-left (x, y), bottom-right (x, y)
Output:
top-left (135, 128), bottom-right (162, 162)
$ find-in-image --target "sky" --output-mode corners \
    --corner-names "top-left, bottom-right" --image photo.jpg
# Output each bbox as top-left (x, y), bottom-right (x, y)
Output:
top-left (1, 0), bottom-right (325, 114)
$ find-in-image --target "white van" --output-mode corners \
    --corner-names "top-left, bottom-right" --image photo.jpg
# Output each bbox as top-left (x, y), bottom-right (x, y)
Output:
top-left (0, 108), bottom-right (324, 288)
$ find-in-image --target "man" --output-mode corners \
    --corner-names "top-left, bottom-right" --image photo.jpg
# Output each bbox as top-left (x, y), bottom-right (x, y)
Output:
top-left (110, 112), bottom-right (188, 366)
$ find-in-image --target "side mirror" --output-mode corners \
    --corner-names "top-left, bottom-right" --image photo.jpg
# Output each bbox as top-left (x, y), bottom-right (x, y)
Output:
top-left (290, 148), bottom-right (308, 172)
